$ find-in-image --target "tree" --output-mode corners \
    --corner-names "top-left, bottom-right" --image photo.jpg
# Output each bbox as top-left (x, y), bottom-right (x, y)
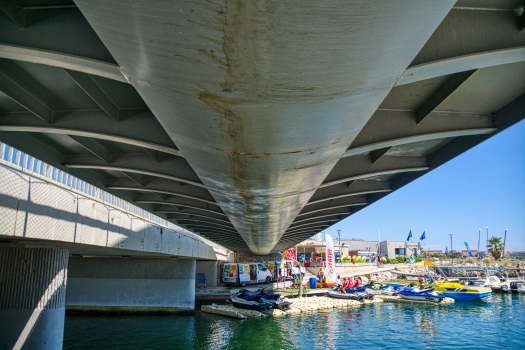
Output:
top-left (487, 236), bottom-right (505, 259)
top-left (449, 252), bottom-right (462, 259)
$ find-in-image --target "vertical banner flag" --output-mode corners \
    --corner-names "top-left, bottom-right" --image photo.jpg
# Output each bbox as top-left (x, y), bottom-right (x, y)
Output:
top-left (464, 242), bottom-right (473, 257)
top-left (285, 249), bottom-right (295, 261)
top-left (325, 234), bottom-right (337, 282)
top-left (420, 231), bottom-right (426, 241)
top-left (445, 247), bottom-right (448, 256)
top-left (407, 230), bottom-right (412, 242)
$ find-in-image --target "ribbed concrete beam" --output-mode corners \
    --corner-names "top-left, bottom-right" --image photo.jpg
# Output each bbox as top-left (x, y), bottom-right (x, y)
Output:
top-left (284, 225), bottom-right (331, 236)
top-left (63, 153), bottom-right (203, 187)
top-left (398, 46), bottom-right (525, 86)
top-left (187, 225), bottom-right (238, 234)
top-left (320, 155), bottom-right (429, 189)
top-left (64, 69), bottom-right (120, 121)
top-left (416, 70), bottom-right (477, 124)
top-left (0, 8), bottom-right (117, 65)
top-left (106, 178), bottom-right (215, 205)
top-left (67, 135), bottom-right (111, 163)
top-left (292, 211), bottom-right (351, 225)
top-left (0, 61), bottom-right (53, 123)
top-left (288, 219), bottom-right (340, 231)
top-left (138, 196), bottom-right (224, 215)
top-left (185, 225), bottom-right (238, 236)
top-left (153, 204), bottom-right (226, 217)
top-left (299, 203), bottom-right (364, 218)
top-left (167, 213), bottom-right (231, 225)
top-left (0, 110), bottom-right (181, 157)
top-left (172, 218), bottom-right (235, 231)
top-left (344, 110), bottom-right (495, 158)
top-left (0, 43), bottom-right (128, 83)
top-left (410, 9), bottom-right (525, 71)
top-left (0, 2), bottom-right (26, 27)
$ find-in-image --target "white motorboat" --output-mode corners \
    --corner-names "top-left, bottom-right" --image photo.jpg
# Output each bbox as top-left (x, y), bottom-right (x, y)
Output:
top-left (469, 274), bottom-right (501, 288)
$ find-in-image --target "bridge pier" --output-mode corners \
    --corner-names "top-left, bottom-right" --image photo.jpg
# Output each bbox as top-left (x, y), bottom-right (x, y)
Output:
top-left (66, 257), bottom-right (196, 313)
top-left (0, 247), bottom-right (69, 350)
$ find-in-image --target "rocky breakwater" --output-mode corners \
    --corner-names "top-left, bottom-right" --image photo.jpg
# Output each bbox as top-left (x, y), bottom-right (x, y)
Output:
top-left (202, 296), bottom-right (383, 319)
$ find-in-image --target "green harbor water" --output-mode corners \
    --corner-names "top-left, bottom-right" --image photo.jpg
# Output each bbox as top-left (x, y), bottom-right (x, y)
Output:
top-left (64, 294), bottom-right (525, 349)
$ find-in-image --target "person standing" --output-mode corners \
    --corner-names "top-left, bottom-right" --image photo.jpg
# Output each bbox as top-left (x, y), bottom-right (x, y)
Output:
top-left (404, 255), bottom-right (407, 265)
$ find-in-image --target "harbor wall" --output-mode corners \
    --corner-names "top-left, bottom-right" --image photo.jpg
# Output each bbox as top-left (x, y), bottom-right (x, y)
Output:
top-left (66, 257), bottom-right (195, 313)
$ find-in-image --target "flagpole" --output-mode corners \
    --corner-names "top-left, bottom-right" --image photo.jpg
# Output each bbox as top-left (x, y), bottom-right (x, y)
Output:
top-left (425, 229), bottom-right (427, 259)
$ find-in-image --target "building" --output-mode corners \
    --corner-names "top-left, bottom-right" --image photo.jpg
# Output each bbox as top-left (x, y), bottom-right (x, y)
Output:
top-left (427, 250), bottom-right (443, 254)
top-left (297, 238), bottom-right (421, 259)
top-left (461, 250), bottom-right (478, 257)
top-left (379, 241), bottom-right (420, 259)
top-left (295, 240), bottom-right (349, 260)
top-left (508, 251), bottom-right (525, 258)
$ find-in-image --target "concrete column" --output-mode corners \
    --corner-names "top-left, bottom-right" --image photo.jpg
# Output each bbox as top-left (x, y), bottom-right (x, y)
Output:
top-left (0, 247), bottom-right (69, 350)
top-left (66, 257), bottom-right (195, 313)
top-left (196, 261), bottom-right (218, 287)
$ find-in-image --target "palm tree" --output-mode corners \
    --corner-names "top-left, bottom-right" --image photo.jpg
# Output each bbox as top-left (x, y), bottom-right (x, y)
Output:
top-left (487, 236), bottom-right (505, 259)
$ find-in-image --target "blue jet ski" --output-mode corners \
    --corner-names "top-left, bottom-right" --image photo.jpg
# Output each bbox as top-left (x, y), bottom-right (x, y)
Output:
top-left (246, 288), bottom-right (293, 310)
top-left (396, 283), bottom-right (443, 303)
top-left (230, 289), bottom-right (269, 312)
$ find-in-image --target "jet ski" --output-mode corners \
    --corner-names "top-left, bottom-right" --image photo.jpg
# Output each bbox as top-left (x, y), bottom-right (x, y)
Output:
top-left (230, 289), bottom-right (269, 312)
top-left (396, 283), bottom-right (443, 303)
top-left (246, 288), bottom-right (293, 310)
top-left (501, 282), bottom-right (525, 293)
top-left (327, 286), bottom-right (374, 301)
top-left (363, 282), bottom-right (395, 295)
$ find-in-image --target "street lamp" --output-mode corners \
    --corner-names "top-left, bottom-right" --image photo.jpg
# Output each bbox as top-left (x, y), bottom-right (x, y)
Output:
top-left (477, 229), bottom-right (481, 259)
top-left (337, 229), bottom-right (341, 261)
top-left (486, 227), bottom-right (489, 253)
top-left (504, 229), bottom-right (508, 258)
top-left (449, 234), bottom-right (453, 263)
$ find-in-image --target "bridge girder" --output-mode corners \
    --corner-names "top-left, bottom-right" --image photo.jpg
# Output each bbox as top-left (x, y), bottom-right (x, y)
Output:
top-left (0, 2), bottom-right (524, 253)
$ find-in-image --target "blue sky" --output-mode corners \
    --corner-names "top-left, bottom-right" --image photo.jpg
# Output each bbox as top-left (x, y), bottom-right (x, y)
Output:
top-left (322, 119), bottom-right (525, 253)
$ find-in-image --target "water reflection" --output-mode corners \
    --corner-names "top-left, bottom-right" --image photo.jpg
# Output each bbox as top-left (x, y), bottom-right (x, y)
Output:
top-left (64, 294), bottom-right (525, 350)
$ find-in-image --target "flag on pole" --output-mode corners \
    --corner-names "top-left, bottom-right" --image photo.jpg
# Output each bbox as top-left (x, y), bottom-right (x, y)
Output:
top-left (420, 231), bottom-right (426, 241)
top-left (464, 242), bottom-right (473, 257)
top-left (325, 234), bottom-right (337, 282)
top-left (407, 230), bottom-right (412, 242)
top-left (445, 247), bottom-right (448, 256)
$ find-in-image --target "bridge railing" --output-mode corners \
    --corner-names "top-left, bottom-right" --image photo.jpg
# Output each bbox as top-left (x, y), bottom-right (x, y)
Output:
top-left (0, 141), bottom-right (228, 256)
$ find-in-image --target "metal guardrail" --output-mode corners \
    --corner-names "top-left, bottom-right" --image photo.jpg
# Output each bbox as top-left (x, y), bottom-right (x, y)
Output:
top-left (0, 141), bottom-right (227, 253)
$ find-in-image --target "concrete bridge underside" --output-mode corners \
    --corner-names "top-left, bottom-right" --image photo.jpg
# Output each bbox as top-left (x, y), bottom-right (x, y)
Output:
top-left (0, 0), bottom-right (524, 254)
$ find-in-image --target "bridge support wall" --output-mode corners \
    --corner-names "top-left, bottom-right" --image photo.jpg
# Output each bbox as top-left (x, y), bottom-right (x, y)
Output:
top-left (66, 257), bottom-right (195, 313)
top-left (0, 247), bottom-right (69, 350)
top-left (196, 261), bottom-right (218, 287)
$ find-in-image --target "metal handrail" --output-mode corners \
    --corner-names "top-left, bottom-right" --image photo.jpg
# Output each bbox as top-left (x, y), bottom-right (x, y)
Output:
top-left (0, 142), bottom-right (226, 253)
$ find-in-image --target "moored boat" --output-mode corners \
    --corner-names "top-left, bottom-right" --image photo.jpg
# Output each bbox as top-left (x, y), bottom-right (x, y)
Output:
top-left (378, 260), bottom-right (492, 301)
top-left (230, 290), bottom-right (269, 312)
top-left (327, 286), bottom-right (374, 301)
top-left (245, 288), bottom-right (293, 310)
top-left (363, 282), bottom-right (396, 295)
top-left (396, 284), bottom-right (443, 303)
top-left (501, 282), bottom-right (525, 294)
